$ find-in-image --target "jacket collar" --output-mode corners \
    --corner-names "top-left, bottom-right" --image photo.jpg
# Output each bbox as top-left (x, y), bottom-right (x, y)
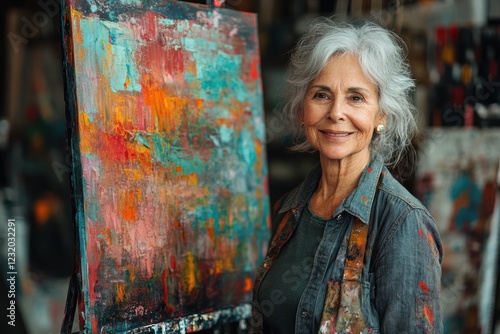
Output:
top-left (278, 155), bottom-right (384, 224)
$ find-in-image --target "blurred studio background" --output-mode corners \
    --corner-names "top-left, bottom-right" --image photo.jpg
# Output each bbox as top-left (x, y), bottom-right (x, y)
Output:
top-left (1, 0), bottom-right (500, 333)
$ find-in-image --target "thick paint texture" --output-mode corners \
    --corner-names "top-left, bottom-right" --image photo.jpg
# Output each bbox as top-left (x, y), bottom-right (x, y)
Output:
top-left (63, 1), bottom-right (269, 332)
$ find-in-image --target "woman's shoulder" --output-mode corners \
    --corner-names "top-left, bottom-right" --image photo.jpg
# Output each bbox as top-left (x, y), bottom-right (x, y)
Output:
top-left (377, 167), bottom-right (428, 212)
top-left (370, 168), bottom-right (442, 264)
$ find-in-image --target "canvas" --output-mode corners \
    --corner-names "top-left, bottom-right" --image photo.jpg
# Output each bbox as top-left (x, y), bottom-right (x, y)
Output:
top-left (61, 0), bottom-right (270, 332)
top-left (416, 128), bottom-right (500, 334)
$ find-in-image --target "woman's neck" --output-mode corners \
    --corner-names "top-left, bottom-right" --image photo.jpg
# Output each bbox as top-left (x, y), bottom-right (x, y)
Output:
top-left (310, 154), bottom-right (370, 218)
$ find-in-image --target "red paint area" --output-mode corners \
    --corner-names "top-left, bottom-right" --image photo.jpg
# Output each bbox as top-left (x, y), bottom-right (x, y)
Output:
top-left (170, 255), bottom-right (177, 271)
top-left (161, 270), bottom-right (175, 313)
top-left (249, 56), bottom-right (260, 80)
top-left (419, 281), bottom-right (429, 294)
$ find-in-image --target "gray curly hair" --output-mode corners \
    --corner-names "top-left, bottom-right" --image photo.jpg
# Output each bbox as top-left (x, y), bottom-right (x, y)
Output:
top-left (284, 17), bottom-right (418, 168)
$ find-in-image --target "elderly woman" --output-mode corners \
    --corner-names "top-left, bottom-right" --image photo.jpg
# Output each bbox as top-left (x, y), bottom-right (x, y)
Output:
top-left (251, 18), bottom-right (442, 333)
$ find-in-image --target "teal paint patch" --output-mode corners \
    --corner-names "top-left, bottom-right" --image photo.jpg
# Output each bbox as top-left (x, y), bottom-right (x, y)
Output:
top-left (238, 130), bottom-right (256, 167)
top-left (104, 21), bottom-right (142, 93)
top-left (253, 115), bottom-right (266, 142)
top-left (189, 49), bottom-right (247, 103)
top-left (119, 0), bottom-right (143, 5)
top-left (158, 18), bottom-right (176, 26)
top-left (219, 125), bottom-right (234, 144)
top-left (182, 37), bottom-right (218, 53)
top-left (80, 18), bottom-right (141, 93)
top-left (150, 133), bottom-right (206, 174)
top-left (134, 133), bottom-right (150, 149)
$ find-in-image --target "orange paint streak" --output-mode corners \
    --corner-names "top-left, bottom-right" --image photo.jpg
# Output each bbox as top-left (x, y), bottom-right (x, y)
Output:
top-left (207, 226), bottom-right (215, 242)
top-left (122, 169), bottom-right (143, 181)
top-left (424, 305), bottom-right (434, 324)
top-left (183, 251), bottom-right (197, 294)
top-left (78, 112), bottom-right (94, 153)
top-left (71, 9), bottom-right (84, 45)
top-left (427, 232), bottom-right (439, 257)
top-left (124, 75), bottom-right (131, 89)
top-left (127, 265), bottom-right (136, 283)
top-left (111, 95), bottom-right (137, 130)
top-left (162, 96), bottom-right (188, 131)
top-left (177, 172), bottom-right (198, 186)
top-left (115, 283), bottom-right (126, 303)
top-left (194, 99), bottom-right (204, 109)
top-left (119, 189), bottom-right (138, 221)
top-left (214, 253), bottom-right (234, 275)
top-left (427, 232), bottom-right (434, 245)
top-left (253, 138), bottom-right (263, 172)
top-left (143, 88), bottom-right (205, 134)
top-left (143, 87), bottom-right (175, 132)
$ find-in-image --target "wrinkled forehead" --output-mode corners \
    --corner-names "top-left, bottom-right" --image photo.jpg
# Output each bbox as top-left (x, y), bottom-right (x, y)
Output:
top-left (311, 51), bottom-right (381, 95)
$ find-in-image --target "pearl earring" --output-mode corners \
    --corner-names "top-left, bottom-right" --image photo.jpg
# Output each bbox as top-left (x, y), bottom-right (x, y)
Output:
top-left (376, 124), bottom-right (385, 134)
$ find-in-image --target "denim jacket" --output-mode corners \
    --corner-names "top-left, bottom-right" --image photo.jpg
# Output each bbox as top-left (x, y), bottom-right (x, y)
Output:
top-left (251, 156), bottom-right (443, 333)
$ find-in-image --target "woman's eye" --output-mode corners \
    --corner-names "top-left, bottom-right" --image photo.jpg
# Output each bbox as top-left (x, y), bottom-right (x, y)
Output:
top-left (350, 95), bottom-right (364, 102)
top-left (313, 92), bottom-right (329, 100)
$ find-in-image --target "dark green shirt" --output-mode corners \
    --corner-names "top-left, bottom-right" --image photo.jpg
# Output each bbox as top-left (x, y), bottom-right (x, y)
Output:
top-left (257, 202), bottom-right (329, 334)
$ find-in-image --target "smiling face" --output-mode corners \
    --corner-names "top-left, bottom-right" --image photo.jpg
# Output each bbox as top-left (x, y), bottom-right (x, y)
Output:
top-left (302, 53), bottom-right (385, 166)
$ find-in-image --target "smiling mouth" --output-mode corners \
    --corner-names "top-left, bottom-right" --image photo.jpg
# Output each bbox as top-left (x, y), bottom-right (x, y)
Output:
top-left (320, 130), bottom-right (353, 137)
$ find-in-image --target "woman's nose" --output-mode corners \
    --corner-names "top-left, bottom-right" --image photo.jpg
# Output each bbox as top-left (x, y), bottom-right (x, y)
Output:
top-left (328, 99), bottom-right (345, 122)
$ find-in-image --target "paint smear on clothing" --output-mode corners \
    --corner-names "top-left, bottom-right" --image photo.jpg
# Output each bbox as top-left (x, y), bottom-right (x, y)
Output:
top-left (424, 305), bottom-right (434, 324)
top-left (419, 281), bottom-right (429, 294)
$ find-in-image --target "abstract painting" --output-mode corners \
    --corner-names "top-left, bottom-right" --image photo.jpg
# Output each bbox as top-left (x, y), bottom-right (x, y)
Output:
top-left (61, 0), bottom-right (270, 332)
top-left (416, 129), bottom-right (500, 334)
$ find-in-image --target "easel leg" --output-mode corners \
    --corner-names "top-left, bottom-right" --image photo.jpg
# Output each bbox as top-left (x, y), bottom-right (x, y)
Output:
top-left (60, 270), bottom-right (78, 334)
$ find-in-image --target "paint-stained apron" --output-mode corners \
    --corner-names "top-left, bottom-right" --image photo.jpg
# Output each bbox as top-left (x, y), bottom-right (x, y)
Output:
top-left (319, 217), bottom-right (371, 334)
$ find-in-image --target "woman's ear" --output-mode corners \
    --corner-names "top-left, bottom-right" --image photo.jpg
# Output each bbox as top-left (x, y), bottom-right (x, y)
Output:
top-left (377, 111), bottom-right (387, 127)
top-left (298, 111), bottom-right (304, 127)
top-left (374, 112), bottom-right (387, 134)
